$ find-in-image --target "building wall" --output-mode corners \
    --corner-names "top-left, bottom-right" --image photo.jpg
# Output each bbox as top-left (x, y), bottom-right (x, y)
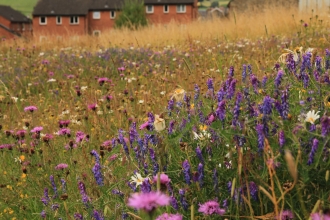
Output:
top-left (0, 16), bottom-right (11, 29)
top-left (88, 10), bottom-right (118, 34)
top-left (145, 4), bottom-right (196, 24)
top-left (299, 0), bottom-right (330, 11)
top-left (0, 27), bottom-right (16, 39)
top-left (33, 15), bottom-right (87, 36)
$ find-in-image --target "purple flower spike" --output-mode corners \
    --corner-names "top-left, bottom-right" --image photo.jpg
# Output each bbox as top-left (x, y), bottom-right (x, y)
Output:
top-left (182, 160), bottom-right (191, 185)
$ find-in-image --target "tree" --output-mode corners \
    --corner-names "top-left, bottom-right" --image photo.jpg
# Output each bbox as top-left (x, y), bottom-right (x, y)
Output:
top-left (115, 0), bottom-right (148, 30)
top-left (211, 1), bottom-right (219, 8)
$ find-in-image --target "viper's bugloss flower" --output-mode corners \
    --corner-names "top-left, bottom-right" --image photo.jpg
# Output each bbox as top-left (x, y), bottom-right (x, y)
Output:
top-left (321, 116), bottom-right (330, 137)
top-left (308, 138), bottom-right (319, 165)
top-left (275, 70), bottom-right (284, 88)
top-left (179, 189), bottom-right (189, 211)
top-left (93, 210), bottom-right (104, 220)
top-left (50, 175), bottom-right (58, 198)
top-left (92, 162), bottom-right (103, 186)
top-left (170, 195), bottom-right (179, 210)
top-left (256, 124), bottom-right (265, 151)
top-left (242, 64), bottom-right (247, 82)
top-left (78, 181), bottom-right (90, 207)
top-left (194, 84), bottom-right (200, 101)
top-left (279, 130), bottom-right (285, 148)
top-left (249, 181), bottom-right (258, 201)
top-left (198, 163), bottom-right (204, 187)
top-left (182, 160), bottom-right (191, 185)
top-left (262, 96), bottom-right (273, 115)
top-left (228, 66), bottom-right (234, 77)
top-left (281, 89), bottom-right (289, 119)
top-left (216, 100), bottom-right (226, 121)
top-left (74, 213), bottom-right (83, 220)
top-left (195, 146), bottom-right (204, 164)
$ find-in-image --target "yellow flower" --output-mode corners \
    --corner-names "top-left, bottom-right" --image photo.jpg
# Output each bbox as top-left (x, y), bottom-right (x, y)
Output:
top-left (6, 185), bottom-right (12, 190)
top-left (199, 125), bottom-right (207, 131)
top-left (19, 155), bottom-right (25, 162)
top-left (21, 173), bottom-right (27, 179)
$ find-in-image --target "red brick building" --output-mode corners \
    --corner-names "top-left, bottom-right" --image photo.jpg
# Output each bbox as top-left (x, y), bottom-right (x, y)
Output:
top-left (0, 5), bottom-right (32, 39)
top-left (32, 0), bottom-right (197, 37)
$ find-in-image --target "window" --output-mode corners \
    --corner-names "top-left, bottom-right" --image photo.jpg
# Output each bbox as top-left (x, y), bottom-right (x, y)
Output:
top-left (39, 36), bottom-right (47, 42)
top-left (146, 5), bottom-right (154, 13)
top-left (93, 11), bottom-right (100, 19)
top-left (22, 23), bottom-right (25, 31)
top-left (70, 16), bottom-right (79, 24)
top-left (56, 16), bottom-right (62, 24)
top-left (176, 5), bottom-right (186, 13)
top-left (164, 5), bottom-right (169, 13)
top-left (39, 16), bottom-right (47, 25)
top-left (93, 30), bottom-right (101, 36)
top-left (110, 11), bottom-right (116, 19)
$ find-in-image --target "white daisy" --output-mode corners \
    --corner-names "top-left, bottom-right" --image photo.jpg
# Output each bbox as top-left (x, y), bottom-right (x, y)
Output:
top-left (130, 173), bottom-right (148, 186)
top-left (305, 110), bottom-right (320, 124)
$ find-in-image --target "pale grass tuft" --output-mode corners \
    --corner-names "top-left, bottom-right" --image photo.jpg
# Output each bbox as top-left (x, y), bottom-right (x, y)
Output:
top-left (284, 150), bottom-right (297, 181)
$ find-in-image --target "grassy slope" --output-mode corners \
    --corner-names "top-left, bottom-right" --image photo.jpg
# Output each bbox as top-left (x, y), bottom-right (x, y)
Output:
top-left (0, 0), bottom-right (39, 16)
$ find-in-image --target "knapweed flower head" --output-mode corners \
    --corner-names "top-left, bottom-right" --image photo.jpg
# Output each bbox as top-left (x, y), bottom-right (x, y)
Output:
top-left (153, 173), bottom-right (171, 185)
top-left (88, 103), bottom-right (98, 111)
top-left (24, 106), bottom-right (37, 112)
top-left (127, 191), bottom-right (170, 212)
top-left (130, 172), bottom-right (149, 187)
top-left (310, 212), bottom-right (330, 220)
top-left (278, 210), bottom-right (294, 220)
top-left (156, 213), bottom-right (183, 220)
top-left (31, 126), bottom-right (43, 133)
top-left (198, 200), bottom-right (225, 216)
top-left (55, 163), bottom-right (68, 170)
top-left (305, 110), bottom-right (320, 124)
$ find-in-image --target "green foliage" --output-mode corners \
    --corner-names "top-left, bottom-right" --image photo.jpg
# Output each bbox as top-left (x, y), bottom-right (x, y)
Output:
top-left (115, 0), bottom-right (148, 30)
top-left (211, 1), bottom-right (220, 8)
top-left (0, 0), bottom-right (38, 16)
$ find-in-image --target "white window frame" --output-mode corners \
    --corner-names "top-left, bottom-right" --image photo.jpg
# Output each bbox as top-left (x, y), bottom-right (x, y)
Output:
top-left (70, 16), bottom-right (79, 25)
top-left (146, 5), bottom-right (154, 13)
top-left (56, 16), bottom-right (62, 25)
top-left (93, 30), bottom-right (101, 36)
top-left (93, 11), bottom-right (101, 19)
top-left (164, 5), bottom-right (169, 13)
top-left (110, 11), bottom-right (116, 19)
top-left (176, 5), bottom-right (186, 13)
top-left (39, 16), bottom-right (47, 25)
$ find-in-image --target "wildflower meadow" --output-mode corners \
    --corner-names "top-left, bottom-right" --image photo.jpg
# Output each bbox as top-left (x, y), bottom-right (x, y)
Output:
top-left (0, 7), bottom-right (330, 220)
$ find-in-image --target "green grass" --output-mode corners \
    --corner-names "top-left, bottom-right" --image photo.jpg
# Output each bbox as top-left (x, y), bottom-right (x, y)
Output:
top-left (1, 0), bottom-right (40, 16)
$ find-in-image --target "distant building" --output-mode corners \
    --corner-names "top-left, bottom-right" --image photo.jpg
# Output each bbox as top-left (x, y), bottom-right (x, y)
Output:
top-left (227, 0), bottom-right (299, 13)
top-left (0, 5), bottom-right (32, 39)
top-left (299, 0), bottom-right (330, 12)
top-left (32, 0), bottom-right (198, 38)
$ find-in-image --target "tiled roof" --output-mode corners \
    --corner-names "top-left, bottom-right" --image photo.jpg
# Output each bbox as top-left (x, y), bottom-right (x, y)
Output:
top-left (0, 5), bottom-right (31, 23)
top-left (33, 0), bottom-right (196, 15)
top-left (89, 0), bottom-right (124, 10)
top-left (144, 0), bottom-right (195, 5)
top-left (33, 0), bottom-right (91, 16)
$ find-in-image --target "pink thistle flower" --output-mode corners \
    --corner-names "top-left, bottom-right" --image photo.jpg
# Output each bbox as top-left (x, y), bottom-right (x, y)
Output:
top-left (24, 106), bottom-right (38, 112)
top-left (198, 200), bottom-right (225, 216)
top-left (278, 210), bottom-right (294, 219)
top-left (107, 154), bottom-right (118, 161)
top-left (311, 213), bottom-right (330, 220)
top-left (127, 191), bottom-right (170, 212)
top-left (55, 163), bottom-right (68, 170)
top-left (153, 173), bottom-right (171, 185)
top-left (156, 213), bottom-right (183, 220)
top-left (139, 121), bottom-right (150, 130)
top-left (58, 128), bottom-right (71, 136)
top-left (31, 126), bottom-right (43, 133)
top-left (88, 103), bottom-right (97, 111)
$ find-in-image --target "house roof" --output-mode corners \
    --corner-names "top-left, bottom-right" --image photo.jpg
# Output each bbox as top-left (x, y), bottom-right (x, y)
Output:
top-left (89, 0), bottom-right (124, 10)
top-left (33, 0), bottom-right (91, 16)
top-left (0, 5), bottom-right (31, 23)
top-left (144, 0), bottom-right (195, 5)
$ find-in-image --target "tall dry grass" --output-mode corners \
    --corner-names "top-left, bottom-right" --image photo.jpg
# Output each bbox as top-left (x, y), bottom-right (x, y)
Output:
top-left (1, 5), bottom-right (329, 50)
